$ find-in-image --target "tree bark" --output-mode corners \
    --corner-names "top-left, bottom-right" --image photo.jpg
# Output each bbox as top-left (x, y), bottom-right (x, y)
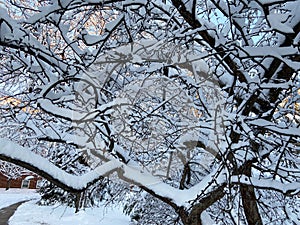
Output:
top-left (240, 163), bottom-right (263, 225)
top-left (186, 184), bottom-right (226, 225)
top-left (74, 192), bottom-right (83, 213)
top-left (6, 178), bottom-right (11, 190)
top-left (240, 184), bottom-right (262, 225)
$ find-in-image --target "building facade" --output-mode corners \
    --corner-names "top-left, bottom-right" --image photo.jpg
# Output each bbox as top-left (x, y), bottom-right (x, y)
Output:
top-left (0, 172), bottom-right (42, 189)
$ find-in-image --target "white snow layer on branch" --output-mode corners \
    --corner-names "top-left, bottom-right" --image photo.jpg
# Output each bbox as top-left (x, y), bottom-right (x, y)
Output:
top-left (0, 138), bottom-right (120, 190)
top-left (247, 119), bottom-right (300, 137)
top-left (239, 46), bottom-right (300, 70)
top-left (258, 0), bottom-right (298, 4)
top-left (0, 138), bottom-right (299, 205)
top-left (267, 13), bottom-right (294, 34)
top-left (0, 8), bottom-right (68, 72)
top-left (38, 99), bottom-right (99, 122)
top-left (92, 39), bottom-right (209, 76)
top-left (0, 138), bottom-right (227, 206)
top-left (231, 175), bottom-right (300, 194)
top-left (37, 98), bottom-right (129, 122)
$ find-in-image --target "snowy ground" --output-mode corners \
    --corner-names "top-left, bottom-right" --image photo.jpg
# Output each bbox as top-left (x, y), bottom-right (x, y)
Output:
top-left (0, 188), bottom-right (40, 208)
top-left (0, 188), bottom-right (130, 225)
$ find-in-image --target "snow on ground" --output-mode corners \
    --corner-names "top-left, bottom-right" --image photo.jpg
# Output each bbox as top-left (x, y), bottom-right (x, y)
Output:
top-left (0, 188), bottom-right (40, 209)
top-left (0, 188), bottom-right (130, 225)
top-left (9, 200), bottom-right (130, 225)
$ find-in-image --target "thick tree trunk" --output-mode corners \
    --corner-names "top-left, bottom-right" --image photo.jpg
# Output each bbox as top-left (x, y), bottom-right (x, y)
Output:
top-left (74, 192), bottom-right (82, 213)
top-left (240, 163), bottom-right (263, 225)
top-left (184, 184), bottom-right (226, 225)
top-left (241, 185), bottom-right (263, 225)
top-left (187, 211), bottom-right (202, 225)
top-left (6, 178), bottom-right (11, 190)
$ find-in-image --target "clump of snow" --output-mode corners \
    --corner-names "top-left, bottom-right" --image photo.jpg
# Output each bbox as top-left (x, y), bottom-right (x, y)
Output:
top-left (267, 13), bottom-right (294, 34)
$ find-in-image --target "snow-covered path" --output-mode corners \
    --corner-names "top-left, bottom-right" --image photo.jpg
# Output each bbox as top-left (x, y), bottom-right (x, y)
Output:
top-left (0, 201), bottom-right (27, 225)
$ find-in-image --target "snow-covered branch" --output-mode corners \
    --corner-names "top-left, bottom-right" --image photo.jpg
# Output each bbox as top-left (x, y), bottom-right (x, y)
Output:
top-left (0, 138), bottom-right (120, 192)
top-left (232, 175), bottom-right (300, 195)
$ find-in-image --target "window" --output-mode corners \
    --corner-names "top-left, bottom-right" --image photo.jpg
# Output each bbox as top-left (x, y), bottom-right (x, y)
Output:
top-left (21, 179), bottom-right (30, 188)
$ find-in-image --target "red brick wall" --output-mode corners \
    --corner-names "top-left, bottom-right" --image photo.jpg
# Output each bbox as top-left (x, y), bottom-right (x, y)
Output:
top-left (0, 173), bottom-right (8, 188)
top-left (0, 173), bottom-right (42, 189)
